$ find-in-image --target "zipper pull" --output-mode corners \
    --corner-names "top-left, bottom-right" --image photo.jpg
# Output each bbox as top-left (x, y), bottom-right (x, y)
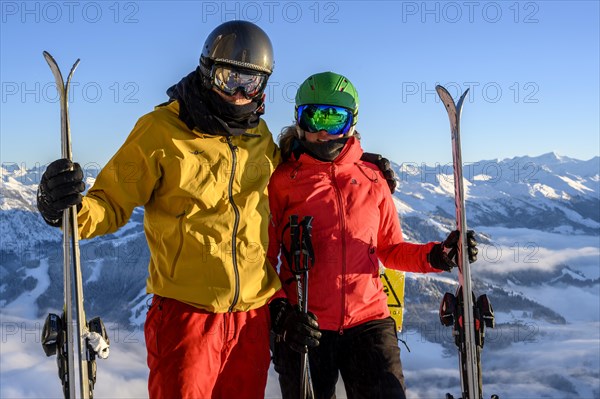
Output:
top-left (226, 136), bottom-right (238, 151)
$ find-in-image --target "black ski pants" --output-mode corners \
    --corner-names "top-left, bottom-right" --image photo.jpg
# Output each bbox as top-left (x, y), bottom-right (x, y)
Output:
top-left (272, 317), bottom-right (406, 399)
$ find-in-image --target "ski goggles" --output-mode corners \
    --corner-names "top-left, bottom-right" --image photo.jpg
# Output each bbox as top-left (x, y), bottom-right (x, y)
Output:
top-left (211, 65), bottom-right (268, 99)
top-left (296, 104), bottom-right (355, 136)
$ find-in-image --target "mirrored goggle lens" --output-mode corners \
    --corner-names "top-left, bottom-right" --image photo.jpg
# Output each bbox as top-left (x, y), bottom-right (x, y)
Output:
top-left (213, 66), bottom-right (266, 98)
top-left (297, 104), bottom-right (353, 136)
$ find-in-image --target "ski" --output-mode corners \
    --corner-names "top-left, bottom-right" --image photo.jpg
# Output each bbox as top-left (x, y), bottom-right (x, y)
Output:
top-left (40, 51), bottom-right (106, 399)
top-left (435, 85), bottom-right (496, 399)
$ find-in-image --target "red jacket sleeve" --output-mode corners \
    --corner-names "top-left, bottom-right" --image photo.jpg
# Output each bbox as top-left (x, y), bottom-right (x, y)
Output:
top-left (376, 185), bottom-right (441, 274)
top-left (267, 170), bottom-right (286, 274)
top-left (267, 170), bottom-right (289, 302)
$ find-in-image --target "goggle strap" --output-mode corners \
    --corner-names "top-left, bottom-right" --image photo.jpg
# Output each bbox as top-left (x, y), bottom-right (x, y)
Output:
top-left (213, 59), bottom-right (272, 75)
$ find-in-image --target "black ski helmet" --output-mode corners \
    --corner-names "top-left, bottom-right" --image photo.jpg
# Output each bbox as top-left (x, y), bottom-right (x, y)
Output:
top-left (200, 20), bottom-right (274, 78)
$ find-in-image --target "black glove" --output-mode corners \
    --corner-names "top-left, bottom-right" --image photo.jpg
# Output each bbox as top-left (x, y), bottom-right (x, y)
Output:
top-left (360, 152), bottom-right (397, 194)
top-left (428, 230), bottom-right (478, 271)
top-left (37, 159), bottom-right (85, 227)
top-left (270, 298), bottom-right (321, 353)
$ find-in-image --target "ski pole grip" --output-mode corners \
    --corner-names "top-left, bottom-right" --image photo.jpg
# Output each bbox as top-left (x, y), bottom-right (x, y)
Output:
top-left (300, 216), bottom-right (315, 271)
top-left (289, 215), bottom-right (301, 275)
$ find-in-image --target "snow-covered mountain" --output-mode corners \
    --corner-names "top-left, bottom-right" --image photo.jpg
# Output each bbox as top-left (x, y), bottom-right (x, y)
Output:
top-left (0, 163), bottom-right (150, 327)
top-left (392, 152), bottom-right (599, 241)
top-left (1, 153), bottom-right (598, 398)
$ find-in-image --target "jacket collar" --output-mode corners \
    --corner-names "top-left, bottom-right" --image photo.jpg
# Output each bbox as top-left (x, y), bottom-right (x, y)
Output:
top-left (297, 136), bottom-right (363, 165)
top-left (161, 101), bottom-right (263, 139)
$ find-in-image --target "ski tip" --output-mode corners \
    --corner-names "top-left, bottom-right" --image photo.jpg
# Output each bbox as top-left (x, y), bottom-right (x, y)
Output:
top-left (435, 85), bottom-right (449, 96)
top-left (42, 50), bottom-right (56, 63)
top-left (42, 51), bottom-right (80, 69)
top-left (457, 89), bottom-right (470, 112)
top-left (435, 85), bottom-right (455, 112)
top-left (436, 85), bottom-right (469, 102)
top-left (69, 59), bottom-right (81, 76)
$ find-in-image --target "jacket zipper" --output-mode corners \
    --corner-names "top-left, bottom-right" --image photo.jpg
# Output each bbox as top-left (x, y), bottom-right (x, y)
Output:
top-left (331, 163), bottom-right (347, 334)
top-left (226, 137), bottom-right (241, 312)
top-left (368, 236), bottom-right (377, 270)
top-left (169, 210), bottom-right (186, 277)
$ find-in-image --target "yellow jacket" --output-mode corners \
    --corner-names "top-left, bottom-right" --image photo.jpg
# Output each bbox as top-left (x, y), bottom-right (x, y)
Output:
top-left (77, 101), bottom-right (282, 312)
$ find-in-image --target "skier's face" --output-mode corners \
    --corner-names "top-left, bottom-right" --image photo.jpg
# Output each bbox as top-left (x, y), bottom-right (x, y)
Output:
top-left (303, 129), bottom-right (344, 143)
top-left (212, 87), bottom-right (253, 105)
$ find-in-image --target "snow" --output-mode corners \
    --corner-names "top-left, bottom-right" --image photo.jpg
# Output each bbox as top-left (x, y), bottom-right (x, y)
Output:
top-left (392, 196), bottom-right (415, 215)
top-left (412, 272), bottom-right (458, 287)
top-left (557, 175), bottom-right (594, 194)
top-left (530, 182), bottom-right (563, 199)
top-left (2, 258), bottom-right (50, 319)
top-left (85, 260), bottom-right (103, 284)
top-left (473, 173), bottom-right (494, 181)
top-left (558, 267), bottom-right (588, 282)
top-left (0, 176), bottom-right (37, 211)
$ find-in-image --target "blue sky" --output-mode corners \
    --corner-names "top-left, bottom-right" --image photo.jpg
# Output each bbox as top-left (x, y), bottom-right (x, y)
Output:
top-left (1, 1), bottom-right (598, 169)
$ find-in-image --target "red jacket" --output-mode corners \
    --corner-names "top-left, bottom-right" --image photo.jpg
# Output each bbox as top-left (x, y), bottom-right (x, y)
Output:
top-left (267, 137), bottom-right (441, 332)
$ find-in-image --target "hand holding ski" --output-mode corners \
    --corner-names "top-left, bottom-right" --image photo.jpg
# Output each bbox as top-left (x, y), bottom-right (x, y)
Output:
top-left (428, 230), bottom-right (478, 272)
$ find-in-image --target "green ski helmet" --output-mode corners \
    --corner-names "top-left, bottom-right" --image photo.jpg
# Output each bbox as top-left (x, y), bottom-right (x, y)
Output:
top-left (295, 72), bottom-right (359, 133)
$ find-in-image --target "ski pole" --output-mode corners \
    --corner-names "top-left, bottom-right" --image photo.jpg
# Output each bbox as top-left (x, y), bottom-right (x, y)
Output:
top-left (299, 216), bottom-right (315, 399)
top-left (287, 215), bottom-right (316, 399)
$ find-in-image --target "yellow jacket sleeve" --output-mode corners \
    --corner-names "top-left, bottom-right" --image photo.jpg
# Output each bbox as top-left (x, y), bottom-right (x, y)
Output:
top-left (78, 113), bottom-right (163, 239)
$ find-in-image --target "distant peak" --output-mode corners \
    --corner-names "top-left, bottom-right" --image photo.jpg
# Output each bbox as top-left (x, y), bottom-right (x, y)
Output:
top-left (541, 152), bottom-right (565, 162)
top-left (503, 152), bottom-right (574, 165)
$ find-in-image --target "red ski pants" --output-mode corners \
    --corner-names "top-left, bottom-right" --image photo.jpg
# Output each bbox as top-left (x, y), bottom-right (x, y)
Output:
top-left (144, 296), bottom-right (271, 399)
